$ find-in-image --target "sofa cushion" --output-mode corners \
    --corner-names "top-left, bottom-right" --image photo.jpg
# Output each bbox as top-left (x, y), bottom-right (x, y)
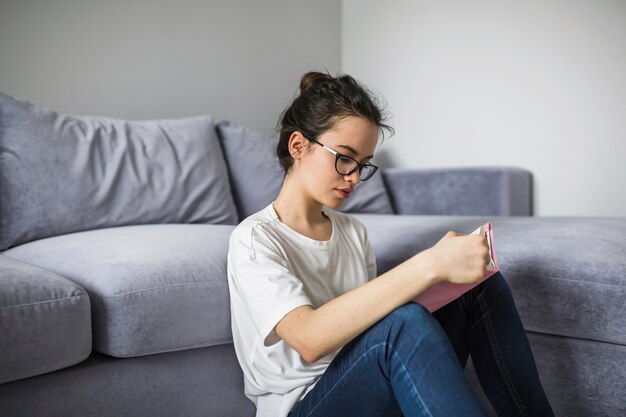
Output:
top-left (0, 255), bottom-right (91, 383)
top-left (215, 120), bottom-right (284, 221)
top-left (0, 91), bottom-right (238, 251)
top-left (216, 120), bottom-right (394, 221)
top-left (3, 224), bottom-right (235, 358)
top-left (354, 214), bottom-right (626, 347)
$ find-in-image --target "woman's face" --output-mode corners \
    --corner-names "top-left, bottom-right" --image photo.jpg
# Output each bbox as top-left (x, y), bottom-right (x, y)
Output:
top-left (293, 116), bottom-right (379, 210)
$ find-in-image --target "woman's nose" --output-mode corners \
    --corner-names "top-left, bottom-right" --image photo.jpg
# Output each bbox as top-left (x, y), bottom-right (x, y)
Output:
top-left (344, 170), bottom-right (361, 185)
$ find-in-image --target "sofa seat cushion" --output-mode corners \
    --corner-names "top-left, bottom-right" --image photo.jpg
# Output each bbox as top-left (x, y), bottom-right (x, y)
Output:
top-left (354, 215), bottom-right (626, 346)
top-left (4, 224), bottom-right (235, 358)
top-left (0, 255), bottom-right (91, 383)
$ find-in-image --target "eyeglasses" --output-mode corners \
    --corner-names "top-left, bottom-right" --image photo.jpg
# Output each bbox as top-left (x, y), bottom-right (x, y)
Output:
top-left (310, 139), bottom-right (379, 181)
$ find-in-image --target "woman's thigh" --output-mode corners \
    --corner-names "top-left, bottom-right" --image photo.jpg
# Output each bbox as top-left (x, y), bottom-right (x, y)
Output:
top-left (288, 339), bottom-right (402, 417)
top-left (288, 303), bottom-right (487, 417)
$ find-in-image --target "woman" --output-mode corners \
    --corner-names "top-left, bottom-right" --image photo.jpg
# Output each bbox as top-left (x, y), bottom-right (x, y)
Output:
top-left (227, 72), bottom-right (554, 417)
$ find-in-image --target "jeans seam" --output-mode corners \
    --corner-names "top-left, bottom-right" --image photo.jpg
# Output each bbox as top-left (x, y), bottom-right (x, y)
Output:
top-left (300, 342), bottom-right (388, 417)
top-left (300, 341), bottom-right (434, 417)
top-left (389, 347), bottom-right (434, 417)
top-left (477, 292), bottom-right (528, 416)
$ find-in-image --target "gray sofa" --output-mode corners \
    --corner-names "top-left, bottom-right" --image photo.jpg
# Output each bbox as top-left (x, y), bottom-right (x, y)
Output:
top-left (0, 91), bottom-right (624, 417)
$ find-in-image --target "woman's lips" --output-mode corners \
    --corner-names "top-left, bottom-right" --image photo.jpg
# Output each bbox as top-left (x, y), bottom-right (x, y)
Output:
top-left (336, 189), bottom-right (352, 199)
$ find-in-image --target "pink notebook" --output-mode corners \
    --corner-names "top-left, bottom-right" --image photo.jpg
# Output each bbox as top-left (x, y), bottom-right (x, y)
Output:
top-left (413, 223), bottom-right (499, 313)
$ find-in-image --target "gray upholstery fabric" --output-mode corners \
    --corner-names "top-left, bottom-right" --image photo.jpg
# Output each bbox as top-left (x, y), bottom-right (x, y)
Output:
top-left (354, 214), bottom-right (626, 346)
top-left (0, 92), bottom-right (238, 251)
top-left (465, 332), bottom-right (626, 417)
top-left (3, 224), bottom-right (235, 358)
top-left (216, 120), bottom-right (394, 221)
top-left (0, 344), bottom-right (256, 417)
top-left (215, 120), bottom-right (284, 220)
top-left (524, 332), bottom-right (626, 417)
top-left (0, 255), bottom-right (91, 384)
top-left (382, 167), bottom-right (532, 216)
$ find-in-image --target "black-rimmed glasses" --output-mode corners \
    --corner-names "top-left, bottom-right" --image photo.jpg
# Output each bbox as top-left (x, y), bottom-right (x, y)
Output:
top-left (310, 139), bottom-right (379, 181)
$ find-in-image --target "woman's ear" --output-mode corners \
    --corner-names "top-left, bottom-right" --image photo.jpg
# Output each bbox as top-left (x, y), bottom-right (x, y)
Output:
top-left (288, 131), bottom-right (310, 160)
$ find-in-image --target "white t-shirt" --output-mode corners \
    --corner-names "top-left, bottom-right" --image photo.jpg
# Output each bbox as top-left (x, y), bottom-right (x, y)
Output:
top-left (227, 202), bottom-right (377, 417)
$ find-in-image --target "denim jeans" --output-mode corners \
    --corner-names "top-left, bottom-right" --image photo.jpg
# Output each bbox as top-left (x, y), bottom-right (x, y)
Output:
top-left (287, 272), bottom-right (554, 417)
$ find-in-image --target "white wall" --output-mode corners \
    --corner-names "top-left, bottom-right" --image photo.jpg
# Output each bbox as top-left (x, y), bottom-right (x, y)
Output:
top-left (0, 0), bottom-right (341, 137)
top-left (342, 0), bottom-right (626, 217)
top-left (2, 1), bottom-right (624, 216)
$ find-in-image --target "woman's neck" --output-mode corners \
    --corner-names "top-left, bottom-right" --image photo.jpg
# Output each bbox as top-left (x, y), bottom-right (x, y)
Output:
top-left (272, 175), bottom-right (331, 239)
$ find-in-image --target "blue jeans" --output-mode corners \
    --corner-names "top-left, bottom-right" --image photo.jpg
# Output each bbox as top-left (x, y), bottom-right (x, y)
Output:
top-left (287, 272), bottom-right (554, 417)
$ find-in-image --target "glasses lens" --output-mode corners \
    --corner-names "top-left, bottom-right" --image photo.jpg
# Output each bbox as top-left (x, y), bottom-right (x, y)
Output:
top-left (336, 156), bottom-right (358, 175)
top-left (359, 165), bottom-right (377, 181)
top-left (334, 153), bottom-right (378, 181)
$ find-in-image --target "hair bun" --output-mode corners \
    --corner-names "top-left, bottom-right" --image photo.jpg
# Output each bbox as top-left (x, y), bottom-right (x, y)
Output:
top-left (299, 71), bottom-right (333, 93)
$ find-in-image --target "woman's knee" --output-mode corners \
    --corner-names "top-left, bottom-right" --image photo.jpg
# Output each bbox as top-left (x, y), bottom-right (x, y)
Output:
top-left (479, 271), bottom-right (514, 299)
top-left (388, 302), bottom-right (431, 322)
top-left (368, 303), bottom-right (457, 363)
top-left (377, 302), bottom-right (444, 341)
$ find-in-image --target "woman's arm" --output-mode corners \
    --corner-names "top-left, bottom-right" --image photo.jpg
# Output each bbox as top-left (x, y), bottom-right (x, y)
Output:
top-left (275, 231), bottom-right (491, 363)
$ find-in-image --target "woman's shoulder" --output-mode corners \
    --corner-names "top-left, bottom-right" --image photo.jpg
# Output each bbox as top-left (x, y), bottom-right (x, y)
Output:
top-left (229, 204), bottom-right (285, 253)
top-left (236, 205), bottom-right (275, 230)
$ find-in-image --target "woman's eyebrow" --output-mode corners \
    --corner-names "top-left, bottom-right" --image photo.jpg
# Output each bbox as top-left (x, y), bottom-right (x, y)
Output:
top-left (337, 144), bottom-right (374, 159)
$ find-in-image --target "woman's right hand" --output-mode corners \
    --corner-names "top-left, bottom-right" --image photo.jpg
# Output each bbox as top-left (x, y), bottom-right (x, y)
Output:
top-left (424, 231), bottom-right (491, 285)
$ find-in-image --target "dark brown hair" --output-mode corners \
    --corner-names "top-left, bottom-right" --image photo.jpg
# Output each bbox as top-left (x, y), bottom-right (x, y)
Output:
top-left (276, 71), bottom-right (393, 174)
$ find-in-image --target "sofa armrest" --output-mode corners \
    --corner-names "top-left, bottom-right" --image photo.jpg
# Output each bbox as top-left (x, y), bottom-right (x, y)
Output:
top-left (381, 167), bottom-right (532, 216)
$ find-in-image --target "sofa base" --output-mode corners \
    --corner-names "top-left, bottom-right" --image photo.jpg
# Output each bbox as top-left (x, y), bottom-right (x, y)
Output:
top-left (0, 344), bottom-right (255, 417)
top-left (1, 332), bottom-right (623, 417)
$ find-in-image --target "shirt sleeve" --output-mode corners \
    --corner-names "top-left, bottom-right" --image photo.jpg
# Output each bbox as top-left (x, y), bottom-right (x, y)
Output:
top-left (228, 226), bottom-right (312, 347)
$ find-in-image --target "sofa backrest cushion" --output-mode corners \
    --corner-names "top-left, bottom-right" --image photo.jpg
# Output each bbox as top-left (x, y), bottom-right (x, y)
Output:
top-left (216, 120), bottom-right (394, 222)
top-left (216, 121), bottom-right (284, 221)
top-left (0, 92), bottom-right (238, 251)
